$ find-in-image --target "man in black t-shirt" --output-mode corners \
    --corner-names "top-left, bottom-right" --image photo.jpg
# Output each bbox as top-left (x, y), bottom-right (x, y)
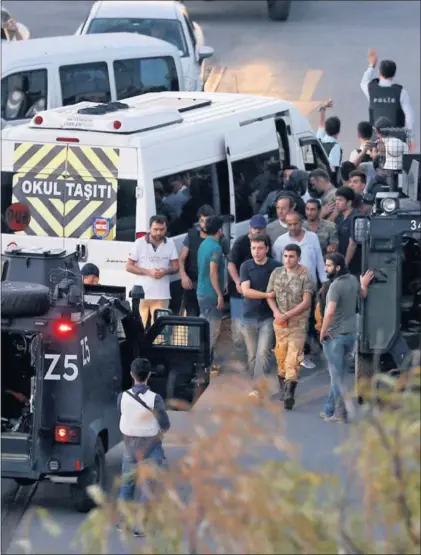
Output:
top-left (334, 187), bottom-right (362, 276)
top-left (239, 234), bottom-right (280, 399)
top-left (178, 205), bottom-right (230, 316)
top-left (227, 215), bottom-right (270, 354)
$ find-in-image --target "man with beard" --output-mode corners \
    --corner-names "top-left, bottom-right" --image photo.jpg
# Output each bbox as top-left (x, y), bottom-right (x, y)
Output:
top-left (178, 205), bottom-right (230, 316)
top-left (319, 254), bottom-right (374, 423)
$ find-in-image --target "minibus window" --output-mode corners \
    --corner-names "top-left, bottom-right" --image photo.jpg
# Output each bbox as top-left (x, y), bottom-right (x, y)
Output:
top-left (59, 62), bottom-right (111, 106)
top-left (114, 56), bottom-right (179, 100)
top-left (228, 149), bottom-right (280, 222)
top-left (153, 165), bottom-right (214, 237)
top-left (1, 69), bottom-right (48, 121)
top-left (115, 179), bottom-right (137, 242)
top-left (1, 171), bottom-right (13, 233)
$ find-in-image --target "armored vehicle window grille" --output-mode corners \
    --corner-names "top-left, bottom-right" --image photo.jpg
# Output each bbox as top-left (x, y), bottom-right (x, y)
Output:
top-left (48, 269), bottom-right (83, 305)
top-left (153, 323), bottom-right (200, 348)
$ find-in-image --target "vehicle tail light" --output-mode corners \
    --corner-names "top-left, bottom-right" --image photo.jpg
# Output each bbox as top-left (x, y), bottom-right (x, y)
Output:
top-left (56, 137), bottom-right (79, 143)
top-left (34, 116), bottom-right (43, 125)
top-left (136, 232), bottom-right (147, 239)
top-left (54, 425), bottom-right (81, 444)
top-left (52, 318), bottom-right (75, 337)
top-left (113, 120), bottom-right (121, 130)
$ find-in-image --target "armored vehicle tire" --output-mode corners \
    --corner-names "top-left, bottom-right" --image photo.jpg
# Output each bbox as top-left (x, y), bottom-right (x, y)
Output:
top-left (14, 478), bottom-right (37, 486)
top-left (71, 437), bottom-right (106, 513)
top-left (267, 0), bottom-right (291, 21)
top-left (1, 282), bottom-right (50, 318)
top-left (355, 352), bottom-right (375, 404)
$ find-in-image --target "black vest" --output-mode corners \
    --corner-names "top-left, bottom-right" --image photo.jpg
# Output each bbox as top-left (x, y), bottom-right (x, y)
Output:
top-left (321, 141), bottom-right (343, 166)
top-left (368, 79), bottom-right (405, 127)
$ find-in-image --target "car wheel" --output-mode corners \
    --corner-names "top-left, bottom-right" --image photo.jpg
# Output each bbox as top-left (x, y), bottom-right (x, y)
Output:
top-left (267, 0), bottom-right (291, 21)
top-left (71, 437), bottom-right (106, 513)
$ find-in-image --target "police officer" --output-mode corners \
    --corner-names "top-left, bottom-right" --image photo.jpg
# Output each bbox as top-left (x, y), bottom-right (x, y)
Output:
top-left (117, 358), bottom-right (170, 537)
top-left (360, 48), bottom-right (415, 150)
top-left (81, 263), bottom-right (100, 285)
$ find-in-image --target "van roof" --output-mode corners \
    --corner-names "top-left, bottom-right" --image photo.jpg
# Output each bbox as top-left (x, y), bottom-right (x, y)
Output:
top-left (92, 0), bottom-right (181, 20)
top-left (1, 33), bottom-right (179, 74)
top-left (2, 91), bottom-right (308, 149)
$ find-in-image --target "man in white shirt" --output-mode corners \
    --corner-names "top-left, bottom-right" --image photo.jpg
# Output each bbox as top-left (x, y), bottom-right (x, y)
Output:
top-left (126, 215), bottom-right (179, 327)
top-left (316, 99), bottom-right (343, 176)
top-left (272, 211), bottom-right (328, 369)
top-left (349, 121), bottom-right (375, 166)
top-left (360, 48), bottom-right (416, 151)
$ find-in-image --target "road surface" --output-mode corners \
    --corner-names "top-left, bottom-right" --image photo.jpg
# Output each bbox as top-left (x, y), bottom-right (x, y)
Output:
top-left (2, 1), bottom-right (420, 552)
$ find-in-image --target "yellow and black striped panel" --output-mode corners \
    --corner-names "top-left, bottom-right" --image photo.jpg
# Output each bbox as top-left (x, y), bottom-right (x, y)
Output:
top-left (11, 143), bottom-right (120, 240)
top-left (13, 143), bottom-right (67, 179)
top-left (63, 146), bottom-right (119, 240)
top-left (12, 143), bottom-right (68, 237)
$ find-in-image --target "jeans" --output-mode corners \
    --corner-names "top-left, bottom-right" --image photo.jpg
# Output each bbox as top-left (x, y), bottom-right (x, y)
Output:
top-left (322, 334), bottom-right (356, 418)
top-left (119, 440), bottom-right (165, 504)
top-left (241, 318), bottom-right (274, 382)
top-left (230, 297), bottom-right (245, 352)
top-left (197, 296), bottom-right (223, 362)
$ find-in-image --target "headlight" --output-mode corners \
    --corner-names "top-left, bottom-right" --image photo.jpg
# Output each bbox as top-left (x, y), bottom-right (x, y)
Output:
top-left (381, 198), bottom-right (397, 213)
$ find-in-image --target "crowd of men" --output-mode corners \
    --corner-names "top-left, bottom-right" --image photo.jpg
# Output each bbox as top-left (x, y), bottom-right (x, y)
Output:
top-left (109, 48), bottom-right (417, 537)
top-left (118, 48), bottom-right (415, 421)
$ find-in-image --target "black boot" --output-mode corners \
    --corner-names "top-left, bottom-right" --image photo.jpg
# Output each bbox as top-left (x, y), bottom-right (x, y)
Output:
top-left (278, 376), bottom-right (286, 400)
top-left (284, 381), bottom-right (297, 410)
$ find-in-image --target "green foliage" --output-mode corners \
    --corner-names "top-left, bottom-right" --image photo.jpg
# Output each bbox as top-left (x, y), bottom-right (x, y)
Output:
top-left (26, 368), bottom-right (421, 554)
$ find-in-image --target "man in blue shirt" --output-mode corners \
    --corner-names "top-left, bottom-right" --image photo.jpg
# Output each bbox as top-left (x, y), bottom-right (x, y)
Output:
top-left (240, 234), bottom-right (280, 398)
top-left (197, 215), bottom-right (225, 375)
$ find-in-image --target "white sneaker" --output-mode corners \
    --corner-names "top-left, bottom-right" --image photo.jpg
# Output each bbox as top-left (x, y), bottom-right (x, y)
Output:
top-left (301, 356), bottom-right (316, 369)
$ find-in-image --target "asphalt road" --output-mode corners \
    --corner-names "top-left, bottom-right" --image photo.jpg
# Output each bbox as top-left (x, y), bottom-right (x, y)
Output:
top-left (2, 1), bottom-right (420, 552)
top-left (4, 0), bottom-right (421, 156)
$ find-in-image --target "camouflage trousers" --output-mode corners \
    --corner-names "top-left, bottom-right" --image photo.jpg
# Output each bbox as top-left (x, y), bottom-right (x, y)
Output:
top-left (273, 323), bottom-right (307, 382)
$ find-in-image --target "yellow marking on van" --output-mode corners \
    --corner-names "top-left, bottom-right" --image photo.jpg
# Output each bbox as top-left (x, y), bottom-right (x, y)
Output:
top-left (64, 200), bottom-right (102, 237)
top-left (28, 197), bottom-right (63, 237)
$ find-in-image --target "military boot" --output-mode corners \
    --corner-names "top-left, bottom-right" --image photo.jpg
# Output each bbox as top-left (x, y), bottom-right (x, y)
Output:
top-left (284, 381), bottom-right (297, 410)
top-left (278, 375), bottom-right (286, 400)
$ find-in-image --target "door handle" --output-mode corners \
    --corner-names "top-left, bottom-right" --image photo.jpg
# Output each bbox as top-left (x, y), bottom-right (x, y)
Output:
top-left (77, 243), bottom-right (88, 262)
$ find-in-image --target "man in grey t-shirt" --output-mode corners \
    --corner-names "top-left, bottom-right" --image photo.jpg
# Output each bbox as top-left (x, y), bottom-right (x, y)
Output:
top-left (319, 253), bottom-right (373, 423)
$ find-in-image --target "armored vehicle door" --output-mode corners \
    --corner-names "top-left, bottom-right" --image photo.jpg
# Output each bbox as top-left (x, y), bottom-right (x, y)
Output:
top-left (355, 211), bottom-right (421, 361)
top-left (138, 315), bottom-right (211, 409)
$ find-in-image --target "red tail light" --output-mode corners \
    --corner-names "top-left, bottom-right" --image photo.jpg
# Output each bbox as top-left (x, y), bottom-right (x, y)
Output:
top-left (52, 319), bottom-right (75, 337)
top-left (54, 425), bottom-right (81, 444)
top-left (56, 137), bottom-right (79, 143)
top-left (136, 231), bottom-right (147, 239)
top-left (34, 115), bottom-right (43, 125)
top-left (113, 120), bottom-right (122, 130)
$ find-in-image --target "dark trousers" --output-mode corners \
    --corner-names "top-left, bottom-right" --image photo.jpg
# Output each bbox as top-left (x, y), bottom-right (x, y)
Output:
top-left (180, 288), bottom-right (200, 317)
top-left (304, 292), bottom-right (318, 355)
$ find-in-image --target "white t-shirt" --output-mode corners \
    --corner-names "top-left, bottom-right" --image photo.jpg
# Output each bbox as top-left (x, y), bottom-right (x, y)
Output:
top-left (128, 235), bottom-right (178, 300)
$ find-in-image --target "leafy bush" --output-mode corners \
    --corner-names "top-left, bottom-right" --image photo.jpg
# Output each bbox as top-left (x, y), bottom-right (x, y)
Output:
top-left (70, 367), bottom-right (420, 555)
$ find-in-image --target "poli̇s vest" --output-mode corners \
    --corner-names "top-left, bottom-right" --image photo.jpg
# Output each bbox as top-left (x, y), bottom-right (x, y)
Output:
top-left (119, 389), bottom-right (160, 438)
top-left (368, 79), bottom-right (405, 127)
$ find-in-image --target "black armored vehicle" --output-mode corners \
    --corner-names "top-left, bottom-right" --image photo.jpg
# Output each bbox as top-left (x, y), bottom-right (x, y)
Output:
top-left (352, 155), bottom-right (421, 394)
top-left (1, 248), bottom-right (210, 511)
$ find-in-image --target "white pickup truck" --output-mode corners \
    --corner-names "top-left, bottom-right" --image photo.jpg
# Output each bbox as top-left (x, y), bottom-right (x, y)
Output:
top-left (197, 0), bottom-right (291, 21)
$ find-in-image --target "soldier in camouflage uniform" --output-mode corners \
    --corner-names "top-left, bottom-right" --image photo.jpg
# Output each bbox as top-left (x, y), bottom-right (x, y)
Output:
top-left (303, 199), bottom-right (339, 256)
top-left (266, 244), bottom-right (314, 409)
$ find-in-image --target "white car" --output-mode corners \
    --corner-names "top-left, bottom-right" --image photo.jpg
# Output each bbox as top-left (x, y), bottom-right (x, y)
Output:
top-left (76, 1), bottom-right (214, 92)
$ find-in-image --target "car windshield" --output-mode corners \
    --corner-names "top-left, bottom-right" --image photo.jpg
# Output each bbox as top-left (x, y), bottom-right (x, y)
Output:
top-left (87, 18), bottom-right (189, 57)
